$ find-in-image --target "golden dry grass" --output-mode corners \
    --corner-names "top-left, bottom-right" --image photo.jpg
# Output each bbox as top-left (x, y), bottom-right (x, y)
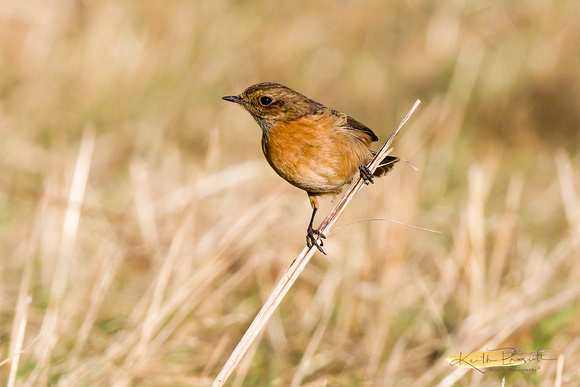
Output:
top-left (1, 1), bottom-right (579, 386)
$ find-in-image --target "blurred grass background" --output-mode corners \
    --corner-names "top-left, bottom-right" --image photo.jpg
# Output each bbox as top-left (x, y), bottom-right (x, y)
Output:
top-left (1, 0), bottom-right (579, 386)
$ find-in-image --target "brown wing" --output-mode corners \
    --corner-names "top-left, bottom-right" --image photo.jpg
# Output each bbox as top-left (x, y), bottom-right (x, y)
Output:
top-left (373, 155), bottom-right (399, 177)
top-left (344, 115), bottom-right (379, 142)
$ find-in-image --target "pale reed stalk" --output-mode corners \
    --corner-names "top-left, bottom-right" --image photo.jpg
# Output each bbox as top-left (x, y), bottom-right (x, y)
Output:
top-left (212, 100), bottom-right (421, 387)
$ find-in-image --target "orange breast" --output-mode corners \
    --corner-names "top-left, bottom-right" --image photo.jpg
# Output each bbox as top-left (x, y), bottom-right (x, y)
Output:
top-left (262, 111), bottom-right (372, 195)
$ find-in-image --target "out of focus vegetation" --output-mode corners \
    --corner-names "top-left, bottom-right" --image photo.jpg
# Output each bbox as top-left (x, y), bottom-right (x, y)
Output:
top-left (1, 1), bottom-right (579, 386)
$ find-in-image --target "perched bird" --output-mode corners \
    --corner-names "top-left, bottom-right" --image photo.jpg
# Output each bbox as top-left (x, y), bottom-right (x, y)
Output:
top-left (222, 82), bottom-right (398, 253)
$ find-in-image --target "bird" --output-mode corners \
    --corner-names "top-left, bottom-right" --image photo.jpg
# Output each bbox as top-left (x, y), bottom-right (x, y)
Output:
top-left (222, 82), bottom-right (398, 254)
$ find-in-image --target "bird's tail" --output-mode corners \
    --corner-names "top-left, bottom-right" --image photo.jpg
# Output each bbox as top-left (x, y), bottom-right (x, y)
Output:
top-left (373, 155), bottom-right (399, 177)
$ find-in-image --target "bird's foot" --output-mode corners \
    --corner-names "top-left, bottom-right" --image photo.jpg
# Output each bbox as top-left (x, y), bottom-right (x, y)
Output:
top-left (306, 226), bottom-right (326, 255)
top-left (360, 166), bottom-right (374, 185)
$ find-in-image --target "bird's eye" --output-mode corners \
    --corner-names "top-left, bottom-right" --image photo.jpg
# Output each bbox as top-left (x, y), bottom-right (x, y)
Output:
top-left (259, 96), bottom-right (273, 106)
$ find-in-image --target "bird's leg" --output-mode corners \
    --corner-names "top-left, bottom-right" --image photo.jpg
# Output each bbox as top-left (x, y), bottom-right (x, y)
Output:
top-left (360, 165), bottom-right (374, 185)
top-left (306, 207), bottom-right (326, 254)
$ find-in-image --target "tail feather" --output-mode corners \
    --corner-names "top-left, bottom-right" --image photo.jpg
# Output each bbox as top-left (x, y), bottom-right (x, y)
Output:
top-left (373, 155), bottom-right (399, 177)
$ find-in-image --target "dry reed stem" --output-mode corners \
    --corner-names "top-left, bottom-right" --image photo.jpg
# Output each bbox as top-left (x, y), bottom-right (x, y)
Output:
top-left (7, 296), bottom-right (31, 387)
top-left (212, 99), bottom-right (421, 387)
top-left (24, 126), bottom-right (96, 387)
top-left (554, 354), bottom-right (564, 387)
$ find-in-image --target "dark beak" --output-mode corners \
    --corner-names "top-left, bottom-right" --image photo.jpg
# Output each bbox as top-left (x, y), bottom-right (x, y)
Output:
top-left (222, 95), bottom-right (242, 104)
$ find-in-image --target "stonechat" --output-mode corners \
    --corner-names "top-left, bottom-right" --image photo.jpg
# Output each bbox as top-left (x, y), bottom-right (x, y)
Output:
top-left (223, 82), bottom-right (398, 253)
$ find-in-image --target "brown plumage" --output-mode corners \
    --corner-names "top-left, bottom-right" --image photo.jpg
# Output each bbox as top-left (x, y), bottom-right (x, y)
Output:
top-left (223, 82), bottom-right (398, 253)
